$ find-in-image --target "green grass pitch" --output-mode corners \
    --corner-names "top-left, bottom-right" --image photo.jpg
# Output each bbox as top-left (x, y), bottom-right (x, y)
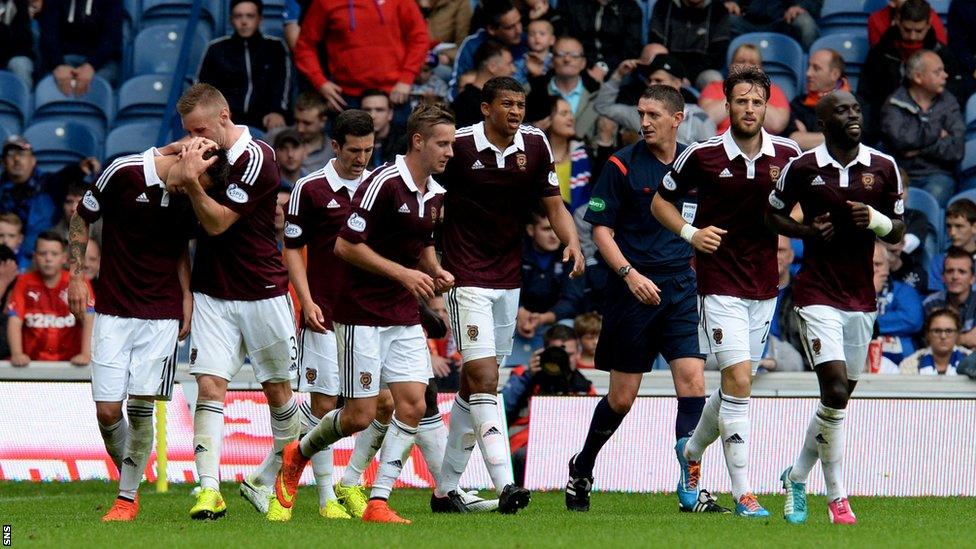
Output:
top-left (1, 481), bottom-right (973, 547)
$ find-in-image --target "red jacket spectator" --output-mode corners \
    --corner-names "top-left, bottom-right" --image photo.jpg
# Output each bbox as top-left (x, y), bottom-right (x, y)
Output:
top-left (293, 0), bottom-right (429, 98)
top-left (868, 4), bottom-right (946, 47)
top-left (7, 270), bottom-right (93, 361)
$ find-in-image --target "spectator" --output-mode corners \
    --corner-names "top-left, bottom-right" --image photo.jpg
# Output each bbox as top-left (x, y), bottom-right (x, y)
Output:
top-left (426, 294), bottom-right (461, 391)
top-left (881, 50), bottom-right (965, 206)
top-left (0, 0), bottom-right (34, 87)
top-left (0, 213), bottom-right (28, 271)
top-left (543, 97), bottom-right (593, 210)
top-left (502, 324), bottom-right (595, 484)
top-left (1, 136), bottom-right (100, 260)
top-left (948, 0), bottom-right (976, 96)
top-left (362, 89), bottom-right (407, 168)
top-left (37, 0), bottom-right (122, 92)
top-left (84, 237), bottom-right (99, 281)
top-left (859, 0), bottom-right (964, 138)
top-left (552, 0), bottom-right (643, 77)
top-left (898, 308), bottom-right (970, 374)
top-left (450, 0), bottom-right (526, 98)
top-left (49, 181), bottom-right (101, 245)
top-left (725, 0), bottom-right (821, 50)
top-left (273, 129), bottom-right (307, 187)
top-left (595, 54), bottom-right (716, 146)
top-left (884, 236), bottom-right (927, 295)
top-left (574, 311), bottom-right (600, 369)
top-left (294, 0), bottom-right (429, 112)
top-left (452, 40), bottom-right (517, 127)
top-left (927, 199), bottom-right (976, 292)
top-left (788, 48), bottom-right (851, 151)
top-left (514, 0), bottom-right (551, 24)
top-left (7, 231), bottom-right (93, 366)
top-left (875, 240), bottom-right (924, 365)
top-left (411, 54), bottom-right (451, 107)
top-left (420, 0), bottom-right (472, 48)
top-left (516, 18), bottom-right (555, 80)
top-left (648, 0), bottom-right (732, 86)
top-left (266, 92), bottom-right (336, 174)
top-left (0, 244), bottom-right (17, 358)
top-left (762, 235), bottom-right (807, 372)
top-left (922, 247), bottom-right (976, 348)
top-left (868, 0), bottom-right (946, 47)
top-left (197, 0), bottom-right (291, 132)
top-left (526, 36), bottom-right (600, 139)
top-left (698, 43), bottom-right (791, 134)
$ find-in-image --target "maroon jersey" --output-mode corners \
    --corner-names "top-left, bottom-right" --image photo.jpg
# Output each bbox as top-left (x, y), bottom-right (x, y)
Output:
top-left (283, 160), bottom-right (369, 330)
top-left (77, 150), bottom-right (197, 320)
top-left (190, 127), bottom-right (289, 301)
top-left (659, 130), bottom-right (801, 300)
top-left (440, 122), bottom-right (560, 289)
top-left (333, 156), bottom-right (445, 326)
top-left (769, 143), bottom-right (903, 312)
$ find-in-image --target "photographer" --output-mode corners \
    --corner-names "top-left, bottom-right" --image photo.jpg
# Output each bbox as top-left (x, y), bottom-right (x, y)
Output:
top-left (503, 324), bottom-right (596, 484)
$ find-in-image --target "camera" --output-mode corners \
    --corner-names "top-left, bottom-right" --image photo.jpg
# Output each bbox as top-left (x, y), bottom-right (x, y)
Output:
top-left (532, 346), bottom-right (573, 395)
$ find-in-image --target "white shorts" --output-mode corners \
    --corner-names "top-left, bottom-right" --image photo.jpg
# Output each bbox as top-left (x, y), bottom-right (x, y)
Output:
top-left (298, 327), bottom-right (339, 396)
top-left (90, 314), bottom-right (179, 402)
top-left (188, 293), bottom-right (298, 383)
top-left (445, 286), bottom-right (520, 363)
top-left (796, 305), bottom-right (877, 381)
top-left (334, 323), bottom-right (431, 398)
top-left (698, 294), bottom-right (776, 370)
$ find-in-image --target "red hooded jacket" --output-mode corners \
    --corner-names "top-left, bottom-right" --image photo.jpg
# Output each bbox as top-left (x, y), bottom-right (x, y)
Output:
top-left (294, 0), bottom-right (429, 96)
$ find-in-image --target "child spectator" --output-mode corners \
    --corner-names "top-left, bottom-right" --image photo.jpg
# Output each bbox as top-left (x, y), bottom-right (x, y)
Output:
top-left (928, 199), bottom-right (976, 292)
top-left (875, 240), bottom-right (924, 365)
top-left (517, 18), bottom-right (554, 81)
top-left (897, 308), bottom-right (970, 374)
top-left (574, 311), bottom-right (600, 369)
top-left (7, 231), bottom-right (93, 366)
top-left (0, 213), bottom-right (28, 271)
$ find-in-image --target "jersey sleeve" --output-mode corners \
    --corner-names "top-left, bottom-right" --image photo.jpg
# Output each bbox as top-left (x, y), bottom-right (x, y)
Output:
top-left (880, 157), bottom-right (905, 220)
top-left (338, 174), bottom-right (388, 245)
top-left (78, 160), bottom-right (125, 223)
top-left (219, 145), bottom-right (280, 216)
top-left (534, 133), bottom-right (561, 199)
top-left (6, 277), bottom-right (26, 319)
top-left (583, 155), bottom-right (626, 228)
top-left (768, 157), bottom-right (804, 213)
top-left (283, 181), bottom-right (312, 249)
top-left (657, 145), bottom-right (699, 203)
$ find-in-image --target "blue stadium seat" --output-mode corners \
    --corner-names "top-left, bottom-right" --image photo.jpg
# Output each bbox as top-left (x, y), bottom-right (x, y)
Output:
top-left (965, 94), bottom-right (976, 139)
top-left (959, 140), bottom-right (976, 191)
top-left (132, 24), bottom-right (212, 80)
top-left (122, 0), bottom-right (141, 80)
top-left (105, 122), bottom-right (161, 162)
top-left (141, 0), bottom-right (220, 37)
top-left (0, 123), bottom-right (12, 143)
top-left (116, 74), bottom-right (176, 126)
top-left (22, 121), bottom-right (101, 173)
top-left (260, 16), bottom-right (286, 39)
top-left (809, 33), bottom-right (870, 81)
top-left (770, 75), bottom-right (796, 102)
top-left (819, 0), bottom-right (874, 36)
top-left (0, 71), bottom-right (31, 134)
top-left (907, 186), bottom-right (944, 255)
top-left (32, 75), bottom-right (113, 140)
top-left (726, 33), bottom-right (804, 94)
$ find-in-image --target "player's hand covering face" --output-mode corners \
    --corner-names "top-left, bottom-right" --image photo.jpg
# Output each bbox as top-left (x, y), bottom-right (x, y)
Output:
top-left (727, 82), bottom-right (766, 138)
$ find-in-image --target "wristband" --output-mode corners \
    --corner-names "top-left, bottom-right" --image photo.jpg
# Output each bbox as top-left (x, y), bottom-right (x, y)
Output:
top-left (866, 206), bottom-right (893, 237)
top-left (680, 223), bottom-right (699, 243)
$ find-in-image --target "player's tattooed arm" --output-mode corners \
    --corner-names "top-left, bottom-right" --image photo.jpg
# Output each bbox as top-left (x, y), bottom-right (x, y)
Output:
top-left (67, 213), bottom-right (92, 320)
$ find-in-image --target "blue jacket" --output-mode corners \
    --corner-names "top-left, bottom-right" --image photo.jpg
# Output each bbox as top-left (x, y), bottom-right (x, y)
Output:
top-left (0, 164), bottom-right (83, 260)
top-left (878, 279), bottom-right (924, 364)
top-left (520, 241), bottom-right (585, 321)
top-left (448, 29), bottom-right (528, 99)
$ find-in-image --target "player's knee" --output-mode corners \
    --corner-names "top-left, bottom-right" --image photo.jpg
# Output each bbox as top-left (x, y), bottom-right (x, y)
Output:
top-left (342, 404), bottom-right (377, 433)
top-left (607, 390), bottom-right (636, 415)
top-left (262, 381), bottom-right (292, 407)
top-left (464, 363), bottom-right (499, 394)
top-left (196, 375), bottom-right (228, 402)
top-left (310, 394), bottom-right (337, 418)
top-left (375, 390), bottom-right (395, 423)
top-left (95, 403), bottom-right (123, 426)
top-left (821, 381), bottom-right (850, 409)
top-left (423, 383), bottom-right (439, 417)
top-left (393, 400), bottom-right (424, 425)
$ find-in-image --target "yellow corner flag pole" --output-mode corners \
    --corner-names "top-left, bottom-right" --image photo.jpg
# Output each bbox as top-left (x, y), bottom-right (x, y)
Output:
top-left (155, 400), bottom-right (168, 493)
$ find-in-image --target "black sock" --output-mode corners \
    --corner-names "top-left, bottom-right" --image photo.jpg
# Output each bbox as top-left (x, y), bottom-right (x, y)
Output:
top-left (575, 397), bottom-right (626, 477)
top-left (675, 396), bottom-right (706, 440)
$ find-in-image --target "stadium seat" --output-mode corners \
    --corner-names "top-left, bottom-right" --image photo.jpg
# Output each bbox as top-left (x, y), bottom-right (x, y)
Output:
top-left (907, 186), bottom-right (944, 255)
top-left (726, 33), bottom-right (804, 94)
top-left (132, 24), bottom-right (212, 80)
top-left (32, 75), bottom-right (113, 140)
top-left (0, 71), bottom-right (30, 134)
top-left (140, 0), bottom-right (220, 37)
top-left (770, 75), bottom-right (796, 102)
top-left (116, 74), bottom-right (176, 126)
top-left (0, 122), bottom-right (12, 143)
top-left (105, 122), bottom-right (161, 162)
top-left (22, 121), bottom-right (101, 173)
top-left (809, 33), bottom-right (870, 82)
top-left (122, 0), bottom-right (141, 80)
top-left (260, 16), bottom-right (286, 39)
top-left (958, 140), bottom-right (976, 192)
top-left (819, 0), bottom-right (875, 36)
top-left (966, 94), bottom-right (976, 139)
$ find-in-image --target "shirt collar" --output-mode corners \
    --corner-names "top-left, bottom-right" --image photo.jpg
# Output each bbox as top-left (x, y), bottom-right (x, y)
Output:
top-left (721, 128), bottom-right (776, 161)
top-left (394, 155), bottom-right (445, 195)
top-left (471, 121), bottom-right (525, 155)
top-left (324, 159), bottom-right (363, 193)
top-left (548, 77), bottom-right (583, 99)
top-left (812, 143), bottom-right (872, 170)
top-left (142, 148), bottom-right (164, 188)
top-left (227, 125), bottom-right (252, 165)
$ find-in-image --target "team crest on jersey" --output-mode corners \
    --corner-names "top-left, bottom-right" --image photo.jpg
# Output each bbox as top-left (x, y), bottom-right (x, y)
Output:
top-left (190, 348), bottom-right (198, 364)
top-left (516, 153), bottom-right (527, 170)
top-left (812, 338), bottom-right (822, 355)
top-left (82, 190), bottom-right (100, 212)
top-left (226, 184), bottom-right (249, 203)
top-left (360, 372), bottom-right (372, 390)
top-left (712, 328), bottom-right (723, 345)
top-left (769, 165), bottom-right (781, 182)
top-left (306, 368), bottom-right (317, 383)
top-left (284, 222), bottom-right (302, 238)
top-left (467, 325), bottom-right (479, 341)
top-left (862, 173), bottom-right (875, 189)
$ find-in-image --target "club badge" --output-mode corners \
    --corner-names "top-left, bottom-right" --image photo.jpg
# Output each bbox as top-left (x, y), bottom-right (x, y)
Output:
top-left (862, 173), bottom-right (875, 190)
top-left (712, 328), bottom-right (723, 345)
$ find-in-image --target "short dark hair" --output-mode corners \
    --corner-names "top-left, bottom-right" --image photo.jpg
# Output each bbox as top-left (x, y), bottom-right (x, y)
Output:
top-left (406, 102), bottom-right (455, 140)
top-left (230, 0), bottom-right (262, 15)
top-left (723, 63), bottom-right (771, 102)
top-left (946, 199), bottom-right (976, 224)
top-left (36, 231), bottom-right (66, 250)
top-left (543, 324), bottom-right (576, 346)
top-left (333, 109), bottom-right (375, 146)
top-left (924, 307), bottom-right (961, 333)
top-left (361, 89), bottom-right (392, 109)
top-left (482, 76), bottom-right (525, 105)
top-left (66, 181), bottom-right (87, 198)
top-left (898, 0), bottom-right (931, 23)
top-left (474, 39), bottom-right (508, 71)
top-left (295, 91), bottom-right (328, 116)
top-left (944, 246), bottom-right (975, 272)
top-left (641, 84), bottom-right (685, 115)
top-left (480, 0), bottom-right (516, 28)
top-left (203, 148), bottom-right (231, 192)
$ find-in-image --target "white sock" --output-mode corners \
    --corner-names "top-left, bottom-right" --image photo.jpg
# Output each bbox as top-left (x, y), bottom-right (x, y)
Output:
top-left (98, 418), bottom-right (127, 472)
top-left (789, 411), bottom-right (821, 484)
top-left (436, 395), bottom-right (474, 497)
top-left (298, 403), bottom-right (337, 506)
top-left (118, 400), bottom-right (154, 500)
top-left (340, 419), bottom-right (387, 487)
top-left (252, 397), bottom-right (307, 488)
top-left (193, 400), bottom-right (224, 491)
top-left (815, 403), bottom-right (848, 501)
top-left (270, 395), bottom-right (300, 456)
top-left (369, 417), bottom-right (417, 500)
top-left (685, 388), bottom-right (722, 461)
top-left (416, 414), bottom-right (448, 487)
top-left (718, 393), bottom-right (751, 501)
top-left (469, 393), bottom-right (513, 494)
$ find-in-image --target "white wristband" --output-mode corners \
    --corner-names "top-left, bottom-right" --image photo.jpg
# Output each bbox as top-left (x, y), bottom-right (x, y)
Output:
top-left (866, 206), bottom-right (893, 237)
top-left (680, 223), bottom-right (699, 243)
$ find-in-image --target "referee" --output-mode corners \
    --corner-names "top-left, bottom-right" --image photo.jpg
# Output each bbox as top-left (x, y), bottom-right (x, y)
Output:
top-left (564, 84), bottom-right (727, 514)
